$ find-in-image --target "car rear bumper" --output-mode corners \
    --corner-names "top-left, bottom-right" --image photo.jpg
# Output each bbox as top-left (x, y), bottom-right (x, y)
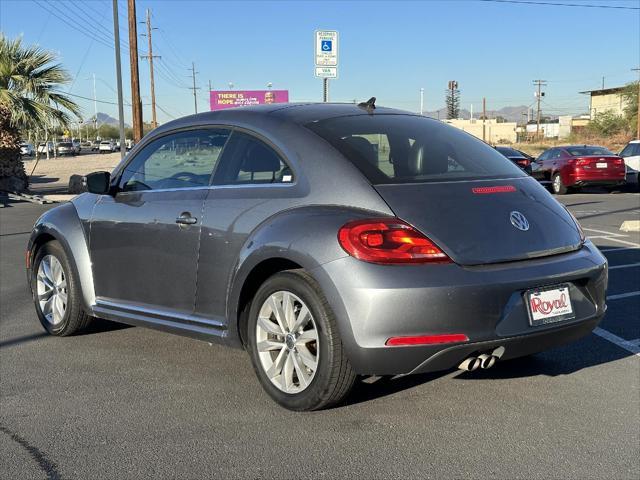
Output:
top-left (566, 171), bottom-right (625, 186)
top-left (311, 240), bottom-right (607, 376)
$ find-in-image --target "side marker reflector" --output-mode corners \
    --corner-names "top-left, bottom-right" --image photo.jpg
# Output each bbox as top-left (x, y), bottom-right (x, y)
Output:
top-left (386, 333), bottom-right (469, 346)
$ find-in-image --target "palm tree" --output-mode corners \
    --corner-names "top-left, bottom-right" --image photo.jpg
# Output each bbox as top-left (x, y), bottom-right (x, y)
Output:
top-left (0, 34), bottom-right (80, 192)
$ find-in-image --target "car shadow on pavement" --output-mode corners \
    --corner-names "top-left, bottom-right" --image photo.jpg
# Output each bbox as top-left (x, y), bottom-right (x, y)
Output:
top-left (0, 332), bottom-right (49, 349)
top-left (28, 175), bottom-right (59, 185)
top-left (81, 319), bottom-right (133, 335)
top-left (577, 206), bottom-right (640, 221)
top-left (342, 337), bottom-right (632, 406)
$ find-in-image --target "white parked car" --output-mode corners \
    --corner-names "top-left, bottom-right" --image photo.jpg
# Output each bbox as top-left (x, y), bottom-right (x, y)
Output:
top-left (56, 142), bottom-right (76, 156)
top-left (619, 140), bottom-right (640, 189)
top-left (99, 140), bottom-right (115, 153)
top-left (37, 142), bottom-right (54, 154)
top-left (20, 142), bottom-right (34, 156)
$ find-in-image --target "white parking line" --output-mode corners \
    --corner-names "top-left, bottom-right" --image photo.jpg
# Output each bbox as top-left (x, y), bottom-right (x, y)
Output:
top-left (583, 227), bottom-right (628, 238)
top-left (599, 237), bottom-right (640, 248)
top-left (607, 291), bottom-right (640, 301)
top-left (593, 327), bottom-right (640, 357)
top-left (609, 263), bottom-right (640, 270)
top-left (582, 227), bottom-right (640, 248)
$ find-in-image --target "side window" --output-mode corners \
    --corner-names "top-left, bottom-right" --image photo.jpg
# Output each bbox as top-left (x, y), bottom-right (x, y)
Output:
top-left (552, 150), bottom-right (564, 159)
top-left (620, 145), bottom-right (632, 157)
top-left (214, 131), bottom-right (293, 185)
top-left (538, 150), bottom-right (551, 161)
top-left (119, 129), bottom-right (230, 191)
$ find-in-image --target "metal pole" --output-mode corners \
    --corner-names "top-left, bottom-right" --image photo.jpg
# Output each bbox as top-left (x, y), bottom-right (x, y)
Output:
top-left (92, 73), bottom-right (97, 123)
top-left (113, 0), bottom-right (126, 160)
top-left (128, 0), bottom-right (143, 142)
top-left (323, 78), bottom-right (329, 102)
top-left (146, 9), bottom-right (157, 128)
top-left (191, 62), bottom-right (198, 114)
top-left (420, 88), bottom-right (424, 115)
top-left (482, 97), bottom-right (486, 142)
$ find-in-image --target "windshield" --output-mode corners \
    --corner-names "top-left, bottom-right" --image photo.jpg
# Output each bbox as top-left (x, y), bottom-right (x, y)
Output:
top-left (58, 143), bottom-right (71, 147)
top-left (306, 114), bottom-right (525, 184)
top-left (566, 146), bottom-right (613, 156)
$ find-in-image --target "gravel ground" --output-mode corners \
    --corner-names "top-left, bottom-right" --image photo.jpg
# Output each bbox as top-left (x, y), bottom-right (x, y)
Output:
top-left (23, 152), bottom-right (122, 194)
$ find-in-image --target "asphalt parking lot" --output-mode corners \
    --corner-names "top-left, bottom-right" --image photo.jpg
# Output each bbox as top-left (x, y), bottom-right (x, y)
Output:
top-left (1, 190), bottom-right (638, 479)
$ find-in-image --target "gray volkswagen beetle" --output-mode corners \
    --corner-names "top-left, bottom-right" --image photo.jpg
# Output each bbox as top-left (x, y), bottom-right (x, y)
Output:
top-left (27, 102), bottom-right (608, 411)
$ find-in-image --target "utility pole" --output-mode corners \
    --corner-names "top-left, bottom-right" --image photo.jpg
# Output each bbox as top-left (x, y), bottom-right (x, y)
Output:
top-left (128, 0), bottom-right (143, 142)
top-left (482, 97), bottom-right (486, 142)
top-left (533, 79), bottom-right (547, 139)
top-left (141, 9), bottom-right (159, 128)
top-left (323, 78), bottom-right (329, 102)
top-left (112, 0), bottom-right (126, 160)
top-left (89, 73), bottom-right (98, 133)
top-left (189, 62), bottom-right (200, 114)
top-left (602, 76), bottom-right (605, 90)
top-left (633, 68), bottom-right (640, 139)
top-left (420, 87), bottom-right (424, 115)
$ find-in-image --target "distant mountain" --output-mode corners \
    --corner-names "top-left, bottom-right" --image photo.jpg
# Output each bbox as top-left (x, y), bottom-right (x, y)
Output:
top-left (82, 112), bottom-right (130, 128)
top-left (424, 105), bottom-right (555, 122)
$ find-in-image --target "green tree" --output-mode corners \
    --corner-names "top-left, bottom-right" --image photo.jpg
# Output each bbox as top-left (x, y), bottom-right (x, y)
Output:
top-left (621, 81), bottom-right (639, 135)
top-left (0, 34), bottom-right (80, 192)
top-left (587, 111), bottom-right (628, 136)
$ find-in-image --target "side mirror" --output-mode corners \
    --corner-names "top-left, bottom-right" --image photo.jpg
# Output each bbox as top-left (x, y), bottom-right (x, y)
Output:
top-left (85, 171), bottom-right (112, 195)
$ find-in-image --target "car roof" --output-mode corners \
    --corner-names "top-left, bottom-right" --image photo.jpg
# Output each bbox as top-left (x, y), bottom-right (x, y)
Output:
top-left (153, 102), bottom-right (416, 134)
top-left (629, 140), bottom-right (640, 144)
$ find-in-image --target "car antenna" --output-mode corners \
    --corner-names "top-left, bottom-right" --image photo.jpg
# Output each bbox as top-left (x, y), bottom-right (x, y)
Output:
top-left (358, 97), bottom-right (376, 113)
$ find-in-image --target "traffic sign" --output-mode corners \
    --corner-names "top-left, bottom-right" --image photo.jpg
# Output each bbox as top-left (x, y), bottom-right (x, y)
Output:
top-left (315, 66), bottom-right (338, 79)
top-left (315, 30), bottom-right (338, 67)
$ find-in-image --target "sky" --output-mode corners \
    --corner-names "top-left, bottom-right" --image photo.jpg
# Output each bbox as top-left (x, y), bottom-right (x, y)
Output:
top-left (1, 0), bottom-right (639, 125)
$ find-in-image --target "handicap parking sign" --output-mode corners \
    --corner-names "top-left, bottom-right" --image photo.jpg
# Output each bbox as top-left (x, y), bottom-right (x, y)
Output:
top-left (321, 40), bottom-right (332, 52)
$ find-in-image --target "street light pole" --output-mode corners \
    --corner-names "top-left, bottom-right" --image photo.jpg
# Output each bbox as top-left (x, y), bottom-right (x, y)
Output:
top-left (112, 0), bottom-right (126, 159)
top-left (420, 87), bottom-right (424, 115)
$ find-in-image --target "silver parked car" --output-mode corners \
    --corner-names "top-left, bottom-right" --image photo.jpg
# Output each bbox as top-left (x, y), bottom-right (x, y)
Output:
top-left (20, 142), bottom-right (34, 156)
top-left (27, 103), bottom-right (607, 411)
top-left (56, 142), bottom-right (76, 156)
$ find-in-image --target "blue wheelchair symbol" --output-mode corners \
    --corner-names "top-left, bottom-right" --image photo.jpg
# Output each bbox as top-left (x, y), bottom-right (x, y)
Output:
top-left (321, 40), bottom-right (332, 52)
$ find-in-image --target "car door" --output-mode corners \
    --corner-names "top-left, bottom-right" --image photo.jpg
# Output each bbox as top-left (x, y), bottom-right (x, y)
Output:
top-left (193, 130), bottom-right (297, 322)
top-left (89, 128), bottom-right (231, 316)
top-left (532, 150), bottom-right (551, 181)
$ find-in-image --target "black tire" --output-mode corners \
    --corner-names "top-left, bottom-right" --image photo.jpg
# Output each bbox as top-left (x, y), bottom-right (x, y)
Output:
top-left (246, 270), bottom-right (356, 411)
top-left (551, 173), bottom-right (568, 195)
top-left (31, 240), bottom-right (92, 336)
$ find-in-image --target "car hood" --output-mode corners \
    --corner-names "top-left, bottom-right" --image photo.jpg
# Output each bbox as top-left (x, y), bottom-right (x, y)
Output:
top-left (374, 177), bottom-right (582, 265)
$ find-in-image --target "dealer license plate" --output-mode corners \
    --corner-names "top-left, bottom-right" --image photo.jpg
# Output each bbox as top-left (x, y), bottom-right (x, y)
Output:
top-left (596, 162), bottom-right (607, 168)
top-left (525, 285), bottom-right (574, 326)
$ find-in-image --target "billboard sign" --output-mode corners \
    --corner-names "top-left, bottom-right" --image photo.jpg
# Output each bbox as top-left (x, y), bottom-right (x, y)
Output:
top-left (210, 90), bottom-right (289, 111)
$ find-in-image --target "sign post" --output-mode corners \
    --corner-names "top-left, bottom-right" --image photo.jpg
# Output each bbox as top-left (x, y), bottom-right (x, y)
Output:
top-left (314, 30), bottom-right (338, 102)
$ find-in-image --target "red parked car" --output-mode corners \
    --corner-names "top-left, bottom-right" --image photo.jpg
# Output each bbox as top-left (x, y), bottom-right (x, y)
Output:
top-left (532, 145), bottom-right (626, 194)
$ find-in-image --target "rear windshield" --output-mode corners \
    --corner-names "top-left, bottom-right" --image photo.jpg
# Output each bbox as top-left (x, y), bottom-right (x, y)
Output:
top-left (58, 143), bottom-right (71, 147)
top-left (306, 114), bottom-right (525, 184)
top-left (566, 146), bottom-right (613, 156)
top-left (495, 147), bottom-right (524, 158)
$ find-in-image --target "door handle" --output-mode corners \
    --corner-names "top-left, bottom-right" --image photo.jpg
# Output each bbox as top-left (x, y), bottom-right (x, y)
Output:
top-left (175, 213), bottom-right (197, 225)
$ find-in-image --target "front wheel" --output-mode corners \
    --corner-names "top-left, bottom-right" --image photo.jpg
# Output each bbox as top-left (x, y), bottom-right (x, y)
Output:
top-left (247, 270), bottom-right (356, 411)
top-left (31, 240), bottom-right (92, 336)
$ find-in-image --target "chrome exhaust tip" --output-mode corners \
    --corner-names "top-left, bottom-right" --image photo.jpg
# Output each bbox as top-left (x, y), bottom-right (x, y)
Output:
top-left (459, 356), bottom-right (481, 371)
top-left (478, 353), bottom-right (496, 369)
top-left (478, 353), bottom-right (495, 369)
top-left (491, 346), bottom-right (505, 359)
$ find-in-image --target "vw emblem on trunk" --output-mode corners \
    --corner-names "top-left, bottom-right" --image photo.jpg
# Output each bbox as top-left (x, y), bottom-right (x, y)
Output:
top-left (510, 211), bottom-right (529, 231)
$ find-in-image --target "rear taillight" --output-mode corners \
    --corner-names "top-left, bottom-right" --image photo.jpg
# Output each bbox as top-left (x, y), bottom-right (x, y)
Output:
top-left (575, 157), bottom-right (590, 166)
top-left (516, 159), bottom-right (530, 168)
top-left (613, 158), bottom-right (624, 166)
top-left (338, 218), bottom-right (451, 264)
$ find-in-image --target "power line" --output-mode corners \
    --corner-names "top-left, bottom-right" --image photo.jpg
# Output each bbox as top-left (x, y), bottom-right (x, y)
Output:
top-left (474, 0), bottom-right (639, 9)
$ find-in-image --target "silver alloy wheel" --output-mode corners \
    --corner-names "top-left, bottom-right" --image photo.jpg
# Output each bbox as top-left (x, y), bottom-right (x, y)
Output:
top-left (36, 255), bottom-right (68, 325)
top-left (553, 174), bottom-right (561, 193)
top-left (255, 290), bottom-right (319, 394)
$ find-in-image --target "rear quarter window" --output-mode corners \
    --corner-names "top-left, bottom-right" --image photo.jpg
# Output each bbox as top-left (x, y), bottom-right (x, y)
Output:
top-left (306, 114), bottom-right (525, 184)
